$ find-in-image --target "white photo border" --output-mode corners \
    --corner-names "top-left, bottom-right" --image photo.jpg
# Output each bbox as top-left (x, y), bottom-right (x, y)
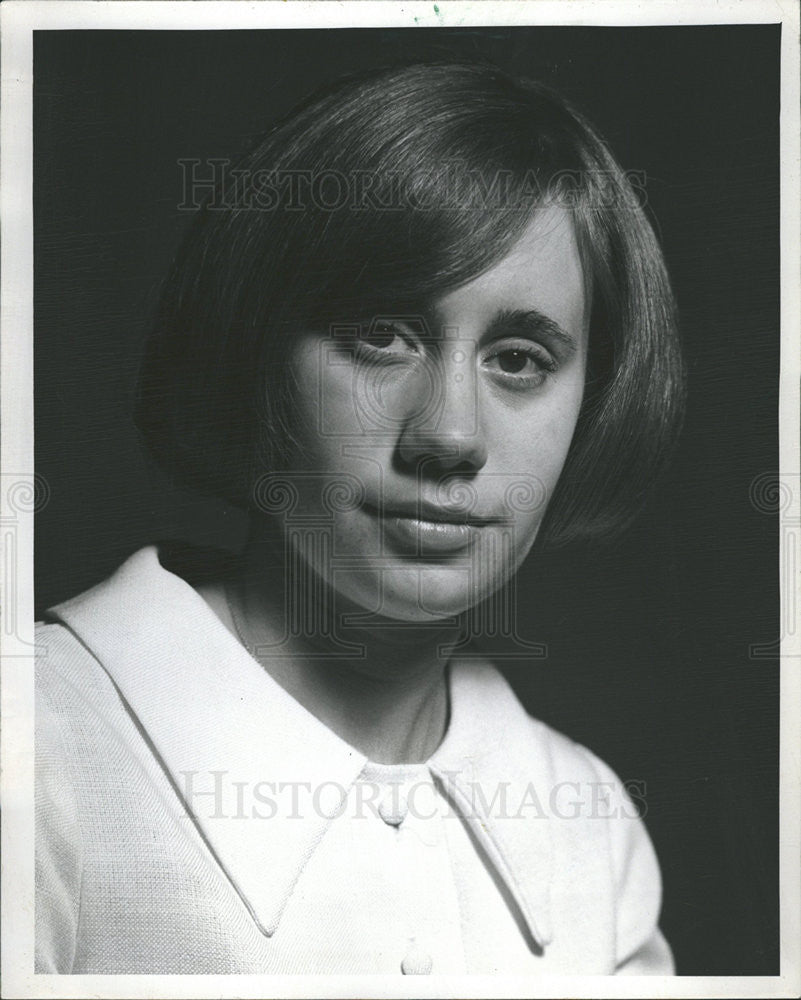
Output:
top-left (2, 2), bottom-right (798, 998)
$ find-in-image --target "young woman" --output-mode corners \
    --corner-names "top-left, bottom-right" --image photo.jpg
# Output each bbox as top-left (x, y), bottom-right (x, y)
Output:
top-left (35, 61), bottom-right (684, 975)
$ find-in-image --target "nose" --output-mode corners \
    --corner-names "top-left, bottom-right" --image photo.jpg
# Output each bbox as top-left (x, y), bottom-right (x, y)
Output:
top-left (396, 343), bottom-right (488, 475)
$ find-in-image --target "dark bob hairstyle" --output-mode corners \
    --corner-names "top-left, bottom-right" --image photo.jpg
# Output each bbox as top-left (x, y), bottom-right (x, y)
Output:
top-left (136, 60), bottom-right (685, 547)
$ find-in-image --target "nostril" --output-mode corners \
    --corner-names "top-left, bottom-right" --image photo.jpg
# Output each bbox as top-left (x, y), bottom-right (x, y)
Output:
top-left (394, 433), bottom-right (487, 477)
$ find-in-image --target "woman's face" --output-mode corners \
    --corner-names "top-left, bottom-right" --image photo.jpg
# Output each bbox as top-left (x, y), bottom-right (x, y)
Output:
top-left (267, 205), bottom-right (588, 623)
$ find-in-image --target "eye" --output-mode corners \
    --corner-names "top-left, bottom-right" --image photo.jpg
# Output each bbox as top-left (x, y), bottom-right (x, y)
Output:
top-left (483, 339), bottom-right (557, 385)
top-left (496, 349), bottom-right (531, 374)
top-left (357, 319), bottom-right (420, 357)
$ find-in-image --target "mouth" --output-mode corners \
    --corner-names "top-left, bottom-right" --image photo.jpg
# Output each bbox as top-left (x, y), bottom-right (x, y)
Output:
top-left (362, 501), bottom-right (500, 554)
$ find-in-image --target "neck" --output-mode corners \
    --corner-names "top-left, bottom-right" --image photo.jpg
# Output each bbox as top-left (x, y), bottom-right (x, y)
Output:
top-left (222, 525), bottom-right (459, 765)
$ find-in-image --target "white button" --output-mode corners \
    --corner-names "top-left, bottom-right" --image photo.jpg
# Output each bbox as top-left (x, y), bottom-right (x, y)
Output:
top-left (378, 786), bottom-right (408, 827)
top-left (401, 945), bottom-right (433, 975)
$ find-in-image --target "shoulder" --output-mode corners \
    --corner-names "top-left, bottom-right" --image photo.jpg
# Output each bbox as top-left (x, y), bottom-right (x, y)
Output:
top-left (34, 542), bottom-right (216, 733)
top-left (35, 619), bottom-right (138, 846)
top-left (447, 655), bottom-right (621, 786)
top-left (35, 622), bottom-right (94, 973)
top-left (448, 655), bottom-right (661, 885)
top-left (35, 601), bottom-right (161, 794)
top-left (36, 619), bottom-right (124, 740)
top-left (37, 618), bottom-right (106, 688)
top-left (443, 657), bottom-right (672, 971)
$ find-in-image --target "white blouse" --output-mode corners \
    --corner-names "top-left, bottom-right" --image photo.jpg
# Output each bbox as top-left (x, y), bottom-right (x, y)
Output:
top-left (35, 545), bottom-right (673, 975)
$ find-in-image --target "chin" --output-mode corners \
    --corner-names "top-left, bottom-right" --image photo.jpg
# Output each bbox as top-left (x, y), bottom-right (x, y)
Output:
top-left (340, 565), bottom-right (501, 625)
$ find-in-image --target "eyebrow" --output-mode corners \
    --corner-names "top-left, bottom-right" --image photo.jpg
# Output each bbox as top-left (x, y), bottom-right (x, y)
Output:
top-left (483, 308), bottom-right (578, 356)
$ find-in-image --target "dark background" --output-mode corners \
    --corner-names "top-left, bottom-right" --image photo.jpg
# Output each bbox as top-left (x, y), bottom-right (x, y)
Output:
top-left (34, 27), bottom-right (780, 975)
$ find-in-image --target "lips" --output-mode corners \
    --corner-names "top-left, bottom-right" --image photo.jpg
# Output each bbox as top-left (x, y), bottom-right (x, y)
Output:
top-left (369, 500), bottom-right (498, 526)
top-left (362, 500), bottom-right (499, 554)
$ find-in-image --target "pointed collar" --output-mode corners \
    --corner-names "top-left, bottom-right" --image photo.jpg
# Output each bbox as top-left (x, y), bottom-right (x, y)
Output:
top-left (49, 544), bottom-right (554, 946)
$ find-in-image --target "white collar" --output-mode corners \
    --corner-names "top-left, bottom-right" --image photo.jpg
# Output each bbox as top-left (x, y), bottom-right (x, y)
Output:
top-left (50, 544), bottom-right (555, 947)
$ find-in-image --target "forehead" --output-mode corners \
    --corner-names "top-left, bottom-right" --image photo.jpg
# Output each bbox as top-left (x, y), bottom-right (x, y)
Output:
top-left (430, 205), bottom-right (589, 342)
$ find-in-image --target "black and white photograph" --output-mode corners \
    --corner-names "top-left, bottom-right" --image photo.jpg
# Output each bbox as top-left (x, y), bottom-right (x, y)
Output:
top-left (1, 1), bottom-right (799, 996)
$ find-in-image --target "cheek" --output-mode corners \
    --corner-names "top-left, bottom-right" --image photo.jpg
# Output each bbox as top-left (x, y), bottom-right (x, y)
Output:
top-left (291, 347), bottom-right (412, 460)
top-left (491, 385), bottom-right (584, 539)
top-left (494, 383), bottom-right (583, 482)
top-left (289, 349), bottom-right (357, 463)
